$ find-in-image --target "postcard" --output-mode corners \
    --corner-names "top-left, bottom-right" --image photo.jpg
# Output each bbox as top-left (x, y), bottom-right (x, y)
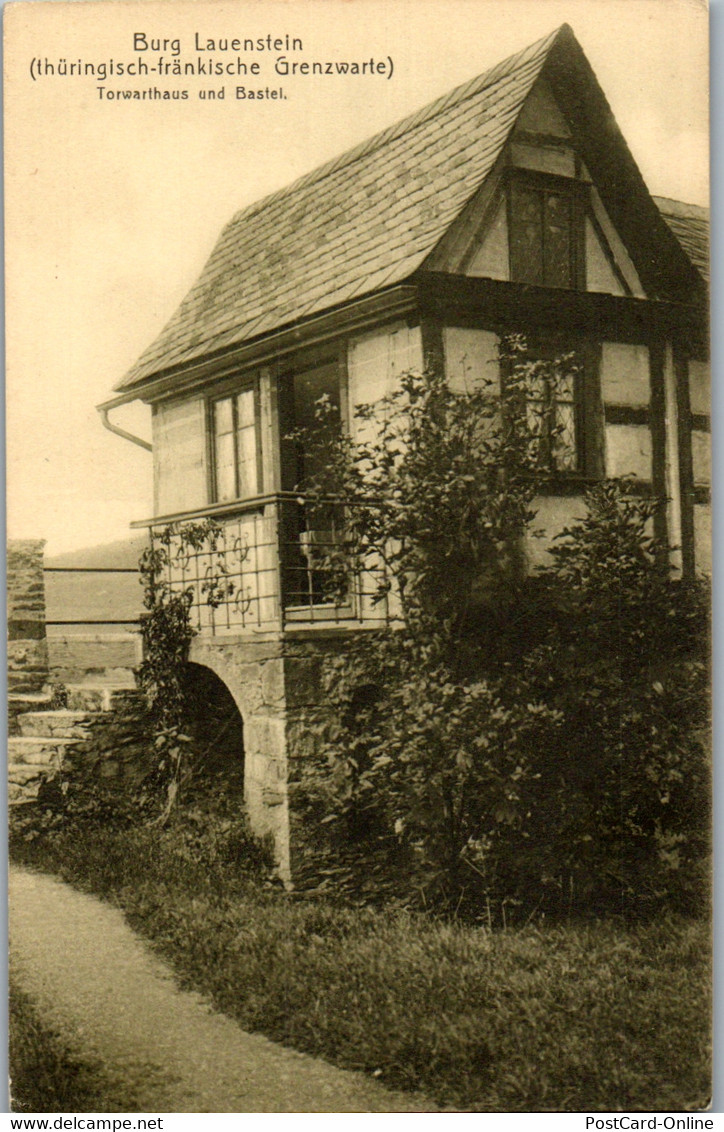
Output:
top-left (5, 0), bottom-right (711, 1116)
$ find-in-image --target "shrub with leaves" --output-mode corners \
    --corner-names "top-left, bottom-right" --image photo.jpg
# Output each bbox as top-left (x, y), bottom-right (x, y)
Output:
top-left (295, 335), bottom-right (572, 656)
top-left (511, 480), bottom-right (711, 915)
top-left (294, 346), bottom-right (709, 918)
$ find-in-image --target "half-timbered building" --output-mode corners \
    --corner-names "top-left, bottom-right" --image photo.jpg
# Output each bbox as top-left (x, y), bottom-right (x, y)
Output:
top-left (99, 25), bottom-right (710, 875)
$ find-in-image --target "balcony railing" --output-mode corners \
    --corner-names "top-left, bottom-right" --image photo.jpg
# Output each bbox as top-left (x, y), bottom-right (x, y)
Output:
top-left (139, 493), bottom-right (398, 635)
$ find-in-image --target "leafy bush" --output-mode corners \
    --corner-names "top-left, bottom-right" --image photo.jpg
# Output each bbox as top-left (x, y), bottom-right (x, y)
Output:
top-left (293, 347), bottom-right (710, 918)
top-left (514, 481), bottom-right (711, 915)
top-left (296, 336), bottom-right (571, 652)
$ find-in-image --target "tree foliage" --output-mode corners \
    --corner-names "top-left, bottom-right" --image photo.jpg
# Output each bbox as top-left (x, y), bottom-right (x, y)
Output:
top-left (296, 341), bottom-right (709, 919)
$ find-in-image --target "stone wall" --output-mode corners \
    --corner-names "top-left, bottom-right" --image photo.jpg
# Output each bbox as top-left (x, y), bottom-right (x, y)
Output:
top-left (8, 540), bottom-right (49, 693)
top-left (188, 630), bottom-right (355, 884)
top-left (282, 633), bottom-right (352, 884)
top-left (46, 632), bottom-right (141, 685)
top-left (189, 635), bottom-right (290, 877)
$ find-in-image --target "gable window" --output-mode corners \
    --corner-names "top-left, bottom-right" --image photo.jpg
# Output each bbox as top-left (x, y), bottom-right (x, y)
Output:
top-left (509, 175), bottom-right (583, 289)
top-left (210, 383), bottom-right (260, 502)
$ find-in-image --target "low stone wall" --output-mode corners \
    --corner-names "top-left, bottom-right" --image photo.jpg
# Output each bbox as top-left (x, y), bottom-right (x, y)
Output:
top-left (283, 633), bottom-right (357, 885)
top-left (46, 631), bottom-right (141, 684)
top-left (8, 540), bottom-right (49, 694)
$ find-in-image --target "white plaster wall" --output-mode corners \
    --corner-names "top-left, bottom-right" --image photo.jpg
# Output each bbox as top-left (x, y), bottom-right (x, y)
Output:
top-left (467, 200), bottom-right (509, 280)
top-left (605, 424), bottom-right (652, 480)
top-left (601, 343), bottom-right (650, 406)
top-left (525, 494), bottom-right (588, 570)
top-left (694, 504), bottom-right (711, 576)
top-left (347, 322), bottom-right (423, 437)
top-left (153, 396), bottom-right (207, 516)
top-left (347, 323), bottom-right (422, 621)
top-left (586, 220), bottom-right (626, 296)
top-left (443, 327), bottom-right (500, 394)
top-left (692, 430), bottom-right (711, 485)
top-left (689, 359), bottom-right (710, 416)
top-left (589, 187), bottom-right (645, 297)
top-left (663, 344), bottom-right (682, 574)
top-left (509, 141), bottom-right (576, 178)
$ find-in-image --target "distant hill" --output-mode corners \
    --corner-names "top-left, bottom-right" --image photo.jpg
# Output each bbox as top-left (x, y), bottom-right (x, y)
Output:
top-left (45, 535), bottom-right (147, 572)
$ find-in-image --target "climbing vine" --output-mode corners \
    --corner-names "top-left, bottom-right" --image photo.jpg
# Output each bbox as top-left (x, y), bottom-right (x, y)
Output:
top-left (137, 518), bottom-right (243, 819)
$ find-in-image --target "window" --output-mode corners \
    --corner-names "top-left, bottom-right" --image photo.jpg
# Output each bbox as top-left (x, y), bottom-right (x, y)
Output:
top-left (509, 175), bottom-right (582, 289)
top-left (279, 355), bottom-right (350, 610)
top-left (285, 359), bottom-right (342, 489)
top-left (525, 356), bottom-right (578, 472)
top-left (502, 337), bottom-right (587, 476)
top-left (210, 384), bottom-right (260, 502)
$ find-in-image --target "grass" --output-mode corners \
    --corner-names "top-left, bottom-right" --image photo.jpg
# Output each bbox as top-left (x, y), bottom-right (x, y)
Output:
top-left (9, 982), bottom-right (116, 1112)
top-left (10, 817), bottom-right (712, 1113)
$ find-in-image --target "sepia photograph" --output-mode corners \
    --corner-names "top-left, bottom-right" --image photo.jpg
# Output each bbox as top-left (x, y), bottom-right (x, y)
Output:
top-left (5, 0), bottom-right (711, 1114)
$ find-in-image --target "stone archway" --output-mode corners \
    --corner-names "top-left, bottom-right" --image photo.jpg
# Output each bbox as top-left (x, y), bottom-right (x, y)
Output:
top-left (186, 639), bottom-right (290, 879)
top-left (181, 662), bottom-right (245, 796)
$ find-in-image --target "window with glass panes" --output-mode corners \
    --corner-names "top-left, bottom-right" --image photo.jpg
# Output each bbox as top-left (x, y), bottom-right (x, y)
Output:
top-left (509, 176), bottom-right (581, 289)
top-left (211, 385), bottom-right (260, 502)
top-left (501, 338), bottom-right (583, 475)
top-left (524, 356), bottom-right (578, 472)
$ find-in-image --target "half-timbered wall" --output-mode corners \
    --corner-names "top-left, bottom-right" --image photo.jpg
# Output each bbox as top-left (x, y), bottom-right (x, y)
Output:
top-left (439, 76), bottom-right (648, 302)
top-left (153, 395), bottom-right (207, 516)
top-left (688, 357), bottom-right (711, 575)
top-left (346, 321), bottom-right (423, 620)
top-left (601, 342), bottom-right (652, 482)
top-left (347, 322), bottom-right (423, 431)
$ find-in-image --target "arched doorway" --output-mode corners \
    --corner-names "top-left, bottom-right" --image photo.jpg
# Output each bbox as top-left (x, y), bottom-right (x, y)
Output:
top-left (181, 662), bottom-right (245, 797)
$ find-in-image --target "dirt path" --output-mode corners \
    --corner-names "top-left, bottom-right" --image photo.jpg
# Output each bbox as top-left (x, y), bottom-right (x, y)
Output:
top-left (9, 866), bottom-right (438, 1113)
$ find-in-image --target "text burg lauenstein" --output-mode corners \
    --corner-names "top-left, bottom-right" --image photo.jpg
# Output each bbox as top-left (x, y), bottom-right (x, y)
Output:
top-left (133, 33), bottom-right (304, 55)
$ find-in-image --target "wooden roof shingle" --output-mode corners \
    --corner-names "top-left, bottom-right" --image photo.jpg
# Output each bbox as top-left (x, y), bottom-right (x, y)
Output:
top-left (116, 27), bottom-right (561, 391)
top-left (116, 25), bottom-right (707, 395)
top-left (653, 197), bottom-right (709, 283)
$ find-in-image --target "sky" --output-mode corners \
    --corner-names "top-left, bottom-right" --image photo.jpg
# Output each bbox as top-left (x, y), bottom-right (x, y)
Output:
top-left (4, 0), bottom-right (709, 555)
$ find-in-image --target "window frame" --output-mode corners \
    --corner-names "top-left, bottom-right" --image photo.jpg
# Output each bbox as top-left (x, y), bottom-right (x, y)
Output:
top-left (506, 169), bottom-right (587, 291)
top-left (207, 373), bottom-right (263, 504)
top-left (277, 345), bottom-right (357, 617)
top-left (500, 334), bottom-right (602, 482)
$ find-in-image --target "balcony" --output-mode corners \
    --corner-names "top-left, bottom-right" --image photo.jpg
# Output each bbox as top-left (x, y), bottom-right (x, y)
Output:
top-left (136, 493), bottom-right (398, 635)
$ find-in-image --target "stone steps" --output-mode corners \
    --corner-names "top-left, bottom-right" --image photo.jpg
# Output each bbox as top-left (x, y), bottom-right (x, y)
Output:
top-left (9, 764), bottom-right (46, 804)
top-left (17, 710), bottom-right (95, 739)
top-left (8, 674), bottom-right (142, 804)
top-left (63, 684), bottom-right (140, 712)
top-left (8, 692), bottom-right (53, 713)
top-left (8, 735), bottom-right (78, 767)
top-left (8, 761), bottom-right (62, 804)
top-left (8, 692), bottom-right (54, 736)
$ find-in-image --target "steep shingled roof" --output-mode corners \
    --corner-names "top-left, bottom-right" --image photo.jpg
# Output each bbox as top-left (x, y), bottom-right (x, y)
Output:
top-left (653, 197), bottom-right (709, 283)
top-left (117, 26), bottom-right (706, 395)
top-left (116, 27), bottom-right (562, 391)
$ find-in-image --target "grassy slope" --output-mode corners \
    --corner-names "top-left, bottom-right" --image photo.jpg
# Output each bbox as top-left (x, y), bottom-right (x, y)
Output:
top-left (10, 983), bottom-right (120, 1113)
top-left (11, 824), bottom-right (711, 1113)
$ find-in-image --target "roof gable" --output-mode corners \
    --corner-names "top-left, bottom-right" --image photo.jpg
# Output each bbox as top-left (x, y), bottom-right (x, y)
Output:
top-left (117, 24), bottom-right (706, 395)
top-left (116, 27), bottom-right (560, 392)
